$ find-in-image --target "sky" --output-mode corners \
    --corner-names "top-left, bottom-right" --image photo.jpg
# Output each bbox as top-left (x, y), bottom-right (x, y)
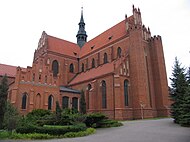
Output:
top-left (0, 0), bottom-right (190, 84)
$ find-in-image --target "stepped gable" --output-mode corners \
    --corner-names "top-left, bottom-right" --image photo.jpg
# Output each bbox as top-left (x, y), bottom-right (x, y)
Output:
top-left (0, 63), bottom-right (17, 77)
top-left (47, 35), bottom-right (80, 58)
top-left (80, 19), bottom-right (127, 58)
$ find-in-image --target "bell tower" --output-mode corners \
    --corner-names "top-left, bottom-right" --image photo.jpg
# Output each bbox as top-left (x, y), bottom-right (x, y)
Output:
top-left (76, 7), bottom-right (87, 48)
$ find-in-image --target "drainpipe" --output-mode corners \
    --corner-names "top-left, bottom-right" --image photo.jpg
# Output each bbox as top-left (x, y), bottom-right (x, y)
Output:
top-left (113, 73), bottom-right (116, 119)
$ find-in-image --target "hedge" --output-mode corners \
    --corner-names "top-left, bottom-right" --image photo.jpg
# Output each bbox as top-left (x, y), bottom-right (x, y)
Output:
top-left (97, 119), bottom-right (123, 128)
top-left (16, 123), bottom-right (87, 135)
top-left (63, 128), bottom-right (96, 138)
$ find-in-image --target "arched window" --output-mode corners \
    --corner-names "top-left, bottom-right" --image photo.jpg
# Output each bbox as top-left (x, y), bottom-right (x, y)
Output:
top-left (52, 60), bottom-right (59, 77)
top-left (70, 63), bottom-right (74, 73)
top-left (103, 53), bottom-right (108, 64)
top-left (124, 80), bottom-right (129, 106)
top-left (102, 80), bottom-right (107, 108)
top-left (88, 84), bottom-right (92, 90)
top-left (39, 74), bottom-right (41, 81)
top-left (117, 47), bottom-right (122, 58)
top-left (48, 95), bottom-right (53, 110)
top-left (72, 97), bottom-right (78, 110)
top-left (81, 63), bottom-right (84, 72)
top-left (92, 58), bottom-right (95, 68)
top-left (36, 93), bottom-right (41, 109)
top-left (21, 93), bottom-right (27, 109)
top-left (62, 96), bottom-right (69, 109)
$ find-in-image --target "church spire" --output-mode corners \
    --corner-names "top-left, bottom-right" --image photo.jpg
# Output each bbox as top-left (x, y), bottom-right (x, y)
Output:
top-left (80, 7), bottom-right (84, 23)
top-left (76, 7), bottom-right (87, 48)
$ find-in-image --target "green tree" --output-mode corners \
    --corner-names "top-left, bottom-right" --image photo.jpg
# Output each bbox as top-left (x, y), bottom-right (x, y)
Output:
top-left (170, 57), bottom-right (188, 124)
top-left (3, 101), bottom-right (21, 131)
top-left (186, 67), bottom-right (190, 85)
top-left (179, 86), bottom-right (190, 126)
top-left (0, 75), bottom-right (9, 129)
top-left (80, 90), bottom-right (86, 114)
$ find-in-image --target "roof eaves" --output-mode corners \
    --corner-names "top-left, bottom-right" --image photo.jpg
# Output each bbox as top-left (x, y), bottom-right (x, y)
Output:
top-left (60, 86), bottom-right (81, 94)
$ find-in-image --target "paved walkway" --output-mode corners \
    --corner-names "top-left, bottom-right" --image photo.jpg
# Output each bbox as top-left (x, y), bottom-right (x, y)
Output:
top-left (1, 118), bottom-right (190, 142)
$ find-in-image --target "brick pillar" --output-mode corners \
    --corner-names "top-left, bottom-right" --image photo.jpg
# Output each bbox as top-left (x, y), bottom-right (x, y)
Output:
top-left (149, 36), bottom-right (170, 117)
top-left (29, 89), bottom-right (34, 112)
top-left (114, 74), bottom-right (123, 120)
top-left (129, 26), bottom-right (151, 119)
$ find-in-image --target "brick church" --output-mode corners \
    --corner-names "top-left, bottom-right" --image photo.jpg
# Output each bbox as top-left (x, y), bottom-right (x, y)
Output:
top-left (0, 6), bottom-right (170, 120)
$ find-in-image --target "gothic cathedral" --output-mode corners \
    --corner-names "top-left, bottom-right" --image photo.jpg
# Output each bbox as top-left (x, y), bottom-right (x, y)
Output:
top-left (5, 6), bottom-right (170, 120)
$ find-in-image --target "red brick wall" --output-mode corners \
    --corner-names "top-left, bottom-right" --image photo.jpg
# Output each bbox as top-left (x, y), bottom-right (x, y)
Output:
top-left (8, 7), bottom-right (170, 119)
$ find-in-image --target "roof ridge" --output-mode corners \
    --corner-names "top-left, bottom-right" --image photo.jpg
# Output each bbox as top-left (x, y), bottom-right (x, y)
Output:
top-left (87, 19), bottom-right (125, 43)
top-left (47, 35), bottom-right (78, 45)
top-left (0, 63), bottom-right (18, 68)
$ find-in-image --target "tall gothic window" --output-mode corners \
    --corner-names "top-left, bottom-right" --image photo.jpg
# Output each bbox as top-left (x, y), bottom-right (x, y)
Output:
top-left (39, 74), bottom-right (41, 81)
top-left (52, 60), bottom-right (59, 77)
top-left (124, 80), bottom-right (129, 106)
top-left (62, 96), bottom-right (69, 109)
top-left (81, 63), bottom-right (84, 72)
top-left (48, 95), bottom-right (53, 110)
top-left (92, 58), bottom-right (95, 68)
top-left (21, 93), bottom-right (27, 109)
top-left (102, 80), bottom-right (107, 108)
top-left (117, 47), bottom-right (122, 58)
top-left (70, 63), bottom-right (74, 73)
top-left (72, 97), bottom-right (78, 110)
top-left (103, 53), bottom-right (108, 64)
top-left (87, 84), bottom-right (92, 109)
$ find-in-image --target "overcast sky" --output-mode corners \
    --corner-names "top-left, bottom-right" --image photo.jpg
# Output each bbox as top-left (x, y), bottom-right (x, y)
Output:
top-left (0, 0), bottom-right (190, 83)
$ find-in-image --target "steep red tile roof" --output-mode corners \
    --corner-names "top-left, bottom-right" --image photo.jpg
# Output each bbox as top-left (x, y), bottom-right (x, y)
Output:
top-left (80, 19), bottom-right (127, 57)
top-left (47, 35), bottom-right (80, 58)
top-left (68, 57), bottom-right (126, 86)
top-left (0, 63), bottom-right (17, 77)
top-left (46, 17), bottom-right (129, 59)
top-left (69, 62), bottom-right (114, 86)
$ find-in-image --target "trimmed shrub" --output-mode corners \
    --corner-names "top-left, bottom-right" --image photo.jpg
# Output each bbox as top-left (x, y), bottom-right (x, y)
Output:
top-left (36, 114), bottom-right (58, 126)
top-left (0, 128), bottom-right (96, 139)
top-left (43, 125), bottom-right (71, 129)
top-left (15, 124), bottom-right (37, 134)
top-left (63, 128), bottom-right (96, 138)
top-left (27, 109), bottom-right (51, 118)
top-left (84, 113), bottom-right (107, 127)
top-left (21, 109), bottom-right (53, 126)
top-left (97, 119), bottom-right (123, 128)
top-left (16, 123), bottom-right (87, 135)
top-left (1, 131), bottom-right (54, 139)
top-left (20, 133), bottom-right (54, 139)
top-left (54, 112), bottom-right (86, 126)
